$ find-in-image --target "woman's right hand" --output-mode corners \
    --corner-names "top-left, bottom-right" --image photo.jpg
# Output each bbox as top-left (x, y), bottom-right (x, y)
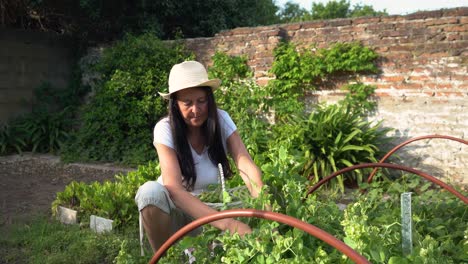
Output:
top-left (225, 219), bottom-right (252, 236)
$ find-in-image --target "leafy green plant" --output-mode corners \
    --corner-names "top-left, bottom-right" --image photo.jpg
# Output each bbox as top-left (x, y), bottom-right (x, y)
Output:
top-left (301, 103), bottom-right (392, 191)
top-left (342, 82), bottom-right (377, 114)
top-left (270, 41), bottom-right (379, 89)
top-left (0, 122), bottom-right (26, 154)
top-left (52, 161), bottom-right (160, 229)
top-left (267, 41), bottom-right (379, 123)
top-left (157, 176), bottom-right (467, 263)
top-left (13, 174), bottom-right (468, 263)
top-left (210, 56), bottom-right (271, 164)
top-left (309, 0), bottom-right (387, 20)
top-left (0, 80), bottom-right (84, 155)
top-left (209, 52), bottom-right (253, 81)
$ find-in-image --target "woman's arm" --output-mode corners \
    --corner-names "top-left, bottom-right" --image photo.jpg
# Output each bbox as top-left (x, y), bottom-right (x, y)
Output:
top-left (227, 131), bottom-right (264, 198)
top-left (155, 143), bottom-right (250, 234)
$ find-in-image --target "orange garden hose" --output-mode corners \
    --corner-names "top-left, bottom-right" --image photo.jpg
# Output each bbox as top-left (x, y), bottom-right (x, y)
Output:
top-left (367, 135), bottom-right (468, 183)
top-left (304, 162), bottom-right (468, 204)
top-left (149, 209), bottom-right (370, 264)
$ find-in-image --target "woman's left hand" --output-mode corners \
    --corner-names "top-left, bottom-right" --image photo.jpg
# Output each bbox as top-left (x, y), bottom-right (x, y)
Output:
top-left (225, 219), bottom-right (252, 236)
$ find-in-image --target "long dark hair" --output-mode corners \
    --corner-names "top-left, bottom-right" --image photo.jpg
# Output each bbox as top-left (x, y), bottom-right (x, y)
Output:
top-left (168, 86), bottom-right (232, 191)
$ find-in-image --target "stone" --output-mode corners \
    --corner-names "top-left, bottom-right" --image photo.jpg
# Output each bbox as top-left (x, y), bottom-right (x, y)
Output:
top-left (57, 206), bottom-right (77, 225)
top-left (90, 215), bottom-right (113, 234)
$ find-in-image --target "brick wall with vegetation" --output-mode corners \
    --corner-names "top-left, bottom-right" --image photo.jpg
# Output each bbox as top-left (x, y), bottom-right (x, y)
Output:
top-left (1, 8), bottom-right (466, 183)
top-left (182, 7), bottom-right (468, 184)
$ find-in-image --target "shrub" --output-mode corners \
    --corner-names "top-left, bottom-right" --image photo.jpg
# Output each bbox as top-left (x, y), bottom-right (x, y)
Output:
top-left (61, 33), bottom-right (194, 165)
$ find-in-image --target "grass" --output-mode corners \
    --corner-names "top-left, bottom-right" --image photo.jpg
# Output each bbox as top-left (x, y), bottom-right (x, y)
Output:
top-left (0, 214), bottom-right (150, 264)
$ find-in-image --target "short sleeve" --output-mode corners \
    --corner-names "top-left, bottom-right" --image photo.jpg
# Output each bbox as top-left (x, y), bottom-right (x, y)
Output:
top-left (218, 109), bottom-right (237, 148)
top-left (153, 117), bottom-right (174, 149)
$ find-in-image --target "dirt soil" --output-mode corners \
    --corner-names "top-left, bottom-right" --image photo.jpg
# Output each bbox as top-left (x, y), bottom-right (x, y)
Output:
top-left (0, 153), bottom-right (135, 228)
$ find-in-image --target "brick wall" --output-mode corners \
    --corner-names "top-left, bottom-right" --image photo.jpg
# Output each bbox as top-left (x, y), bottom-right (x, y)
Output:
top-left (182, 8), bottom-right (468, 184)
top-left (0, 29), bottom-right (73, 123)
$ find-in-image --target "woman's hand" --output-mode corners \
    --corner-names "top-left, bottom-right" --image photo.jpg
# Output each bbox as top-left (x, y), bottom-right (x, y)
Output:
top-left (225, 219), bottom-right (252, 236)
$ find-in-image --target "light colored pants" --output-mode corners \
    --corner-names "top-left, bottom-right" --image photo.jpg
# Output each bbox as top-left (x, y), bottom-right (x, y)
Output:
top-left (135, 181), bottom-right (201, 255)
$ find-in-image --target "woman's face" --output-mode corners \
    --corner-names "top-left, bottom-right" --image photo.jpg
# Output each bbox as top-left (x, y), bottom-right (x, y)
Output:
top-left (175, 87), bottom-right (209, 128)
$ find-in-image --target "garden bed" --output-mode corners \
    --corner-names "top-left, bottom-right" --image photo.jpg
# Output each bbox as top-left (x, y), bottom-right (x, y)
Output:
top-left (0, 153), bottom-right (134, 227)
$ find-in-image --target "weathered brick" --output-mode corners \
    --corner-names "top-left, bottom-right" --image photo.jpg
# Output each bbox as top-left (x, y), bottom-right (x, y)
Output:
top-left (406, 10), bottom-right (443, 20)
top-left (353, 17), bottom-right (380, 25)
top-left (317, 27), bottom-right (339, 35)
top-left (443, 7), bottom-right (468, 17)
top-left (295, 29), bottom-right (317, 38)
top-left (328, 18), bottom-right (352, 27)
top-left (366, 23), bottom-right (395, 32)
top-left (381, 29), bottom-right (412, 38)
top-left (382, 75), bottom-right (406, 82)
top-left (325, 33), bottom-right (354, 42)
top-left (281, 23), bottom-right (301, 31)
top-left (445, 25), bottom-right (468, 32)
top-left (425, 18), bottom-right (459, 26)
top-left (301, 21), bottom-right (327, 29)
top-left (447, 33), bottom-right (462, 41)
top-left (230, 27), bottom-right (255, 35)
top-left (256, 78), bottom-right (270, 86)
top-left (380, 15), bottom-right (402, 23)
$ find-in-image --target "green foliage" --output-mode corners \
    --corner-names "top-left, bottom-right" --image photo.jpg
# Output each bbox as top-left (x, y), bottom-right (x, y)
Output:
top-left (212, 43), bottom-right (385, 193)
top-left (210, 58), bottom-right (271, 164)
top-left (13, 0), bottom-right (388, 41)
top-left (17, 0), bottom-right (279, 41)
top-left (52, 42), bottom-right (388, 232)
top-left (278, 2), bottom-right (309, 23)
top-left (0, 122), bottom-right (26, 154)
top-left (12, 176), bottom-right (468, 263)
top-left (52, 161), bottom-right (160, 229)
top-left (266, 41), bottom-right (386, 192)
top-left (271, 103), bottom-right (392, 192)
top-left (310, 0), bottom-right (388, 20)
top-left (61, 33), bottom-right (193, 165)
top-left (159, 177), bottom-right (467, 263)
top-left (279, 0), bottom-right (388, 23)
top-left (46, 48), bottom-right (462, 263)
top-left (0, 79), bottom-right (87, 155)
top-left (341, 178), bottom-right (468, 263)
top-left (209, 52), bottom-right (253, 81)
top-left (270, 42), bottom-right (379, 91)
top-left (341, 82), bottom-right (377, 115)
top-left (311, 0), bottom-right (350, 20)
top-left (350, 4), bottom-right (388, 18)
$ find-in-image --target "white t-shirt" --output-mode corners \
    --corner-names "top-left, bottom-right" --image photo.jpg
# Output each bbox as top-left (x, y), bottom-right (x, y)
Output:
top-left (153, 109), bottom-right (237, 195)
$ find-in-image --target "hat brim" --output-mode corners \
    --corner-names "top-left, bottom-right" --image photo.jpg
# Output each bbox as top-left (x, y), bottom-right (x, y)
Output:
top-left (158, 79), bottom-right (221, 100)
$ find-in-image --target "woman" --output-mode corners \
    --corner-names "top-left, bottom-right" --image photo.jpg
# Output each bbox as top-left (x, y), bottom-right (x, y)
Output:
top-left (135, 60), bottom-right (265, 253)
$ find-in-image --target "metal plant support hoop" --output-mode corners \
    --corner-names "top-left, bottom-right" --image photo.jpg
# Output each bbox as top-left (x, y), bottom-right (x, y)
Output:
top-left (149, 209), bottom-right (371, 264)
top-left (367, 134), bottom-right (468, 183)
top-left (304, 163), bottom-right (468, 204)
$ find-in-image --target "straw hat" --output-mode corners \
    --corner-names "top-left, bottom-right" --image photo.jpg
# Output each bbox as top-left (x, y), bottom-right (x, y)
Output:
top-left (158, 61), bottom-right (221, 99)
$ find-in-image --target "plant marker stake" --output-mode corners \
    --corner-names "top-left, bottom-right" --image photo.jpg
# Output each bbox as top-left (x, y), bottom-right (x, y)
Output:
top-left (401, 192), bottom-right (413, 255)
top-left (218, 163), bottom-right (231, 204)
top-left (218, 163), bottom-right (226, 193)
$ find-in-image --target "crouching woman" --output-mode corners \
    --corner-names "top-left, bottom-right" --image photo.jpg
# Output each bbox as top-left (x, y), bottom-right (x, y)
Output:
top-left (135, 61), bottom-right (265, 252)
